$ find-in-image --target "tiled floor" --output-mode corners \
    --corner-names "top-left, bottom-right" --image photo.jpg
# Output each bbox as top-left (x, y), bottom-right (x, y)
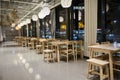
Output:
top-left (0, 41), bottom-right (91, 80)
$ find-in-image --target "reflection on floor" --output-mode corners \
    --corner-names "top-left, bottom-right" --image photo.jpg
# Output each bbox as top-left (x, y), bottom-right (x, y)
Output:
top-left (0, 41), bottom-right (104, 80)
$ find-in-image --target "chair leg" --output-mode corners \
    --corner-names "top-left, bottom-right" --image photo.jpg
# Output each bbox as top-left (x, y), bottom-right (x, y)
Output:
top-left (73, 54), bottom-right (75, 62)
top-left (76, 52), bottom-right (77, 61)
top-left (47, 54), bottom-right (49, 63)
top-left (87, 63), bottom-right (91, 79)
top-left (106, 65), bottom-right (109, 80)
top-left (67, 54), bottom-right (68, 62)
top-left (52, 53), bottom-right (55, 62)
top-left (100, 66), bottom-right (103, 80)
top-left (81, 51), bottom-right (84, 59)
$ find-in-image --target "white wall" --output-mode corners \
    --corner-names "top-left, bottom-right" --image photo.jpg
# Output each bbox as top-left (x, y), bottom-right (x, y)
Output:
top-left (0, 26), bottom-right (3, 42)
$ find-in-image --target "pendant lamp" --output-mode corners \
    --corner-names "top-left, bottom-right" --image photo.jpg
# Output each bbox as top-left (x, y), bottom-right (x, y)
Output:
top-left (26, 19), bottom-right (31, 24)
top-left (32, 15), bottom-right (38, 21)
top-left (61, 0), bottom-right (72, 8)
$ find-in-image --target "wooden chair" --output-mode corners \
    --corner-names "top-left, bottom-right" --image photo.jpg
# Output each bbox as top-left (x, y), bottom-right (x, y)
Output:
top-left (21, 37), bottom-right (27, 47)
top-left (36, 45), bottom-right (42, 54)
top-left (39, 39), bottom-right (47, 53)
top-left (87, 58), bottom-right (109, 80)
top-left (43, 49), bottom-right (55, 63)
top-left (36, 39), bottom-right (42, 54)
top-left (113, 61), bottom-right (120, 72)
top-left (60, 41), bottom-right (75, 62)
top-left (28, 38), bottom-right (36, 49)
top-left (26, 37), bottom-right (30, 47)
top-left (113, 56), bottom-right (120, 79)
top-left (17, 37), bottom-right (22, 46)
top-left (73, 40), bottom-right (84, 60)
top-left (113, 56), bottom-right (120, 71)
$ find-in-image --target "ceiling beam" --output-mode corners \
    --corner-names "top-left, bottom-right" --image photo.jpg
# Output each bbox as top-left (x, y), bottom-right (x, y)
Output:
top-left (17, 0), bottom-right (61, 23)
top-left (17, 1), bottom-right (44, 23)
top-left (0, 8), bottom-right (29, 12)
top-left (10, 1), bottom-right (38, 5)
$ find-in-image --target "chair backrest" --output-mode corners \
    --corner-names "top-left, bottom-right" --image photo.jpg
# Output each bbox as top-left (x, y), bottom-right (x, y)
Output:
top-left (74, 40), bottom-right (82, 52)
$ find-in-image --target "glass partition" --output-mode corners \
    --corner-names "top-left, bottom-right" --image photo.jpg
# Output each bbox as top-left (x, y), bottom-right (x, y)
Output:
top-left (72, 0), bottom-right (84, 40)
top-left (98, 0), bottom-right (120, 43)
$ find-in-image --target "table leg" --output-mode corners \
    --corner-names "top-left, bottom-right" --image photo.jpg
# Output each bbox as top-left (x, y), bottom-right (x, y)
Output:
top-left (109, 53), bottom-right (114, 80)
top-left (90, 48), bottom-right (93, 58)
top-left (57, 45), bottom-right (60, 62)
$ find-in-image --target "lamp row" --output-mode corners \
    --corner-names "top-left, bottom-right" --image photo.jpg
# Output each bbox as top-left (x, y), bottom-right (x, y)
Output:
top-left (13, 0), bottom-right (72, 30)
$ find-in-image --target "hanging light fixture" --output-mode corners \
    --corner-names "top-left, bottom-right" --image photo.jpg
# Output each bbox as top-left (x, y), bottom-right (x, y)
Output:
top-left (38, 8), bottom-right (46, 19)
top-left (78, 11), bottom-right (82, 17)
top-left (59, 16), bottom-right (64, 22)
top-left (78, 17), bottom-right (81, 21)
top-left (44, 7), bottom-right (50, 15)
top-left (78, 11), bottom-right (82, 21)
top-left (38, 1), bottom-right (50, 19)
top-left (61, 0), bottom-right (72, 8)
top-left (17, 24), bottom-right (22, 29)
top-left (38, 7), bottom-right (50, 19)
top-left (15, 26), bottom-right (20, 30)
top-left (106, 4), bottom-right (109, 12)
top-left (26, 19), bottom-right (31, 24)
top-left (32, 15), bottom-right (38, 21)
top-left (11, 23), bottom-right (16, 27)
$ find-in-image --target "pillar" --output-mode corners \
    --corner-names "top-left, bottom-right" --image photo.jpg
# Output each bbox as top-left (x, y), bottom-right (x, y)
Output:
top-left (84, 0), bottom-right (98, 57)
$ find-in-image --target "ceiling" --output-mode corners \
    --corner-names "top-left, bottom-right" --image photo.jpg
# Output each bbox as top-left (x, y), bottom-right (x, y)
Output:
top-left (0, 0), bottom-right (61, 26)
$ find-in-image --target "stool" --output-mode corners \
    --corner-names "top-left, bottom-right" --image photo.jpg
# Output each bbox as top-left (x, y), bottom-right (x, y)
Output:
top-left (87, 58), bottom-right (109, 80)
top-left (36, 45), bottom-right (42, 54)
top-left (43, 49), bottom-right (54, 63)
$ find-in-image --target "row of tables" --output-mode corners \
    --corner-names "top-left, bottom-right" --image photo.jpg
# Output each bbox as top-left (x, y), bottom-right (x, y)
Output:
top-left (14, 36), bottom-right (83, 62)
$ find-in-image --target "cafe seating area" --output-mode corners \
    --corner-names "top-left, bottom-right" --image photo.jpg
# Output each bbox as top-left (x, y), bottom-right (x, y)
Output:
top-left (14, 36), bottom-right (84, 63)
top-left (0, 0), bottom-right (120, 80)
top-left (11, 36), bottom-right (120, 80)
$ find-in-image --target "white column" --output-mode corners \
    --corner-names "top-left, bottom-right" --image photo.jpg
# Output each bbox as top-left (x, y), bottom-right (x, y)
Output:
top-left (84, 0), bottom-right (98, 57)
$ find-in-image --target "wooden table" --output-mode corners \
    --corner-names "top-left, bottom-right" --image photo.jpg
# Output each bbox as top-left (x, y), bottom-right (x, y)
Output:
top-left (50, 41), bottom-right (68, 62)
top-left (88, 44), bottom-right (120, 80)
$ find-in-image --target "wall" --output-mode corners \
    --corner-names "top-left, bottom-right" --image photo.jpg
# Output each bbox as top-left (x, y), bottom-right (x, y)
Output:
top-left (0, 26), bottom-right (3, 42)
top-left (2, 26), bottom-right (19, 41)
